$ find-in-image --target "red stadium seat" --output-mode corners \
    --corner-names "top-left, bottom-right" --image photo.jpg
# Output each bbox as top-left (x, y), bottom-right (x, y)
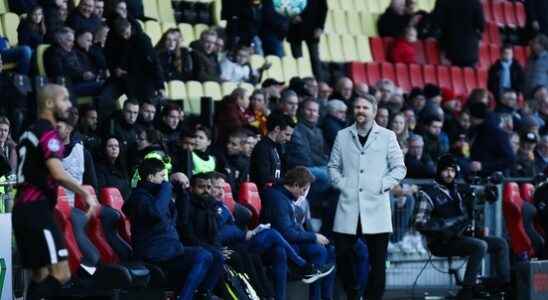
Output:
top-left (479, 43), bottom-right (490, 68)
top-left (100, 188), bottom-right (131, 243)
top-left (436, 65), bottom-right (451, 90)
top-left (348, 62), bottom-right (367, 84)
top-left (409, 64), bottom-right (424, 88)
top-left (482, 30), bottom-right (490, 44)
top-left (481, 0), bottom-right (492, 23)
top-left (422, 64), bottom-right (437, 85)
top-left (476, 68), bottom-right (488, 88)
top-left (222, 182), bottom-right (236, 213)
top-left (503, 1), bottom-right (517, 28)
top-left (515, 2), bottom-right (526, 28)
top-left (463, 67), bottom-right (478, 93)
top-left (521, 183), bottom-right (535, 203)
top-left (381, 62), bottom-right (396, 82)
top-left (489, 44), bottom-right (501, 64)
top-left (382, 37), bottom-right (394, 60)
top-left (491, 0), bottom-right (505, 27)
top-left (366, 62), bottom-right (381, 84)
top-left (395, 63), bottom-right (411, 92)
top-left (370, 37), bottom-right (386, 62)
top-left (238, 182), bottom-right (262, 226)
top-left (514, 46), bottom-right (527, 67)
top-left (424, 39), bottom-right (441, 65)
top-left (76, 186), bottom-right (118, 264)
top-left (413, 41), bottom-right (426, 64)
top-left (488, 23), bottom-right (501, 45)
top-left (502, 182), bottom-right (534, 256)
top-left (55, 195), bottom-right (83, 273)
top-left (450, 67), bottom-right (466, 97)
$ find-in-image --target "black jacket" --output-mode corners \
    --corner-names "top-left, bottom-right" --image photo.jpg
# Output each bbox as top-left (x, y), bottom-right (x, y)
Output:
top-left (322, 114), bottom-right (346, 152)
top-left (44, 45), bottom-right (87, 84)
top-left (177, 192), bottom-right (220, 247)
top-left (405, 153), bottom-right (437, 179)
top-left (190, 41), bottom-right (220, 82)
top-left (67, 11), bottom-right (101, 33)
top-left (377, 7), bottom-right (411, 37)
top-left (260, 0), bottom-right (290, 39)
top-left (526, 0), bottom-right (548, 35)
top-left (96, 161), bottom-right (131, 201)
top-left (287, 0), bottom-right (328, 43)
top-left (157, 48), bottom-right (194, 81)
top-left (17, 20), bottom-right (44, 49)
top-left (487, 59), bottom-right (525, 98)
top-left (249, 137), bottom-right (282, 190)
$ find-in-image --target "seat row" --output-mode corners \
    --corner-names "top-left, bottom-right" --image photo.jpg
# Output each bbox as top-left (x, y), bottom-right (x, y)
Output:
top-left (348, 62), bottom-right (488, 97)
top-left (324, 10), bottom-right (379, 36)
top-left (327, 0), bottom-right (435, 13)
top-left (482, 0), bottom-right (526, 29)
top-left (479, 43), bottom-right (530, 68)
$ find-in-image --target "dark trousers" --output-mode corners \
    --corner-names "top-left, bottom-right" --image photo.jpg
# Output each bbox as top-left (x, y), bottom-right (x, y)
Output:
top-left (290, 38), bottom-right (324, 81)
top-left (335, 225), bottom-right (388, 300)
top-left (429, 235), bottom-right (511, 286)
top-left (227, 247), bottom-right (275, 299)
top-left (291, 243), bottom-right (336, 300)
top-left (155, 247), bottom-right (224, 300)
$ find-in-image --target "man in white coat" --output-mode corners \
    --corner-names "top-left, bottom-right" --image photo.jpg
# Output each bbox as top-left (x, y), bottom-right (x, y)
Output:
top-left (328, 95), bottom-right (406, 300)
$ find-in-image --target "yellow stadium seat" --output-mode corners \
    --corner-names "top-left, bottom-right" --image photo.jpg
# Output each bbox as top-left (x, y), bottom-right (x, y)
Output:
top-left (342, 35), bottom-right (359, 61)
top-left (323, 11), bottom-right (334, 34)
top-left (161, 22), bottom-right (177, 33)
top-left (282, 56), bottom-right (299, 82)
top-left (143, 0), bottom-right (160, 20)
top-left (0, 0), bottom-right (8, 14)
top-left (264, 55), bottom-right (284, 82)
top-left (355, 35), bottom-right (373, 62)
top-left (221, 81), bottom-right (238, 96)
top-left (366, 0), bottom-right (381, 13)
top-left (361, 12), bottom-right (379, 37)
top-left (297, 57), bottom-right (313, 78)
top-left (331, 10), bottom-right (348, 34)
top-left (346, 11), bottom-right (363, 35)
top-left (178, 23), bottom-right (195, 45)
top-left (144, 20), bottom-right (162, 45)
top-left (319, 36), bottom-right (331, 61)
top-left (2, 13), bottom-right (20, 46)
top-left (157, 0), bottom-right (175, 23)
top-left (250, 55), bottom-right (265, 71)
top-left (212, 0), bottom-right (226, 27)
top-left (327, 34), bottom-right (344, 62)
top-left (118, 94), bottom-right (128, 110)
top-left (77, 97), bottom-right (93, 105)
top-left (203, 81), bottom-right (223, 100)
top-left (239, 82), bottom-right (255, 96)
top-left (36, 44), bottom-right (50, 76)
top-left (378, 0), bottom-right (391, 12)
top-left (194, 24), bottom-right (208, 40)
top-left (353, 0), bottom-right (367, 12)
top-left (327, 0), bottom-right (340, 10)
top-left (283, 42), bottom-right (292, 57)
top-left (186, 80), bottom-right (204, 114)
top-left (168, 80), bottom-right (187, 99)
top-left (340, 0), bottom-right (354, 11)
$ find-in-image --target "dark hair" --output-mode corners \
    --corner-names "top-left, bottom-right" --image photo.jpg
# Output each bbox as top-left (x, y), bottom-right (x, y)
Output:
top-left (228, 129), bottom-right (249, 140)
top-left (501, 44), bottom-right (513, 51)
top-left (282, 166), bottom-right (315, 187)
top-left (101, 136), bottom-right (128, 178)
top-left (161, 103), bottom-right (181, 118)
top-left (194, 125), bottom-right (212, 140)
top-left (207, 171), bottom-right (227, 182)
top-left (190, 172), bottom-right (210, 187)
top-left (123, 99), bottom-right (139, 109)
top-left (137, 127), bottom-right (162, 145)
top-left (113, 18), bottom-right (131, 36)
top-left (266, 113), bottom-right (295, 132)
top-left (139, 158), bottom-right (165, 179)
top-left (179, 128), bottom-right (196, 140)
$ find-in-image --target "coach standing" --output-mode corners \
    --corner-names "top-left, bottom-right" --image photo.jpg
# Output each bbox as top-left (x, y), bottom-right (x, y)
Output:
top-left (327, 95), bottom-right (406, 299)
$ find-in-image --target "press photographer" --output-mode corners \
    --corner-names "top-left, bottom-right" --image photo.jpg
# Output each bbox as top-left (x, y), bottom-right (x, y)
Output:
top-left (414, 154), bottom-right (511, 300)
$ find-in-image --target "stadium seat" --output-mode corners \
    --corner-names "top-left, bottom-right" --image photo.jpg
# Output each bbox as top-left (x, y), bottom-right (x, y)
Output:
top-left (423, 64), bottom-right (437, 85)
top-left (239, 82), bottom-right (255, 96)
top-left (348, 62), bottom-right (367, 84)
top-left (222, 182), bottom-right (236, 213)
top-left (413, 41), bottom-right (427, 64)
top-left (450, 67), bottom-right (465, 97)
top-left (481, 29), bottom-right (490, 44)
top-left (157, 0), bottom-right (176, 23)
top-left (513, 46), bottom-right (527, 67)
top-left (479, 43), bottom-right (490, 68)
top-left (353, 0), bottom-right (367, 12)
top-left (186, 80), bottom-right (204, 114)
top-left (250, 54), bottom-right (265, 71)
top-left (1, 13), bottom-right (20, 46)
top-left (476, 68), bottom-right (488, 88)
top-left (346, 11), bottom-right (363, 35)
top-left (360, 12), bottom-right (379, 37)
top-left (395, 63), bottom-right (411, 92)
top-left (378, 0), bottom-right (391, 12)
top-left (297, 57), bottom-right (314, 77)
top-left (55, 195), bottom-right (84, 273)
top-left (143, 0), bottom-right (160, 20)
top-left (436, 65), bottom-right (451, 90)
top-left (167, 80), bottom-right (188, 109)
top-left (341, 35), bottom-right (359, 61)
top-left (178, 23), bottom-right (195, 45)
top-left (502, 182), bottom-right (534, 256)
top-left (491, 0), bottom-right (505, 27)
top-left (366, 62), bottom-right (381, 85)
top-left (194, 24), bottom-right (208, 39)
top-left (463, 67), bottom-right (478, 94)
top-left (36, 44), bottom-right (50, 76)
top-left (409, 64), bottom-right (424, 88)
top-left (0, 0), bottom-right (7, 14)
top-left (265, 55), bottom-right (284, 82)
top-left (144, 20), bottom-right (162, 45)
top-left (503, 1), bottom-right (517, 28)
top-left (515, 1), bottom-right (526, 28)
top-left (521, 183), bottom-right (535, 203)
top-left (355, 35), bottom-right (373, 62)
top-left (238, 182), bottom-right (262, 227)
top-left (160, 22), bottom-right (177, 34)
top-left (488, 22), bottom-right (501, 45)
top-left (382, 37), bottom-right (395, 59)
top-left (327, 0), bottom-right (341, 10)
top-left (323, 10), bottom-right (334, 33)
top-left (327, 34), bottom-right (345, 62)
top-left (99, 187), bottom-right (131, 243)
top-left (340, 0), bottom-right (354, 11)
top-left (370, 37), bottom-right (386, 62)
top-left (380, 62), bottom-right (396, 83)
top-left (221, 82), bottom-right (238, 96)
top-left (424, 38), bottom-right (440, 65)
top-left (489, 44), bottom-right (501, 64)
top-left (203, 81), bottom-right (223, 100)
top-left (481, 0), bottom-right (492, 23)
top-left (282, 56), bottom-right (300, 80)
top-left (332, 10), bottom-right (348, 34)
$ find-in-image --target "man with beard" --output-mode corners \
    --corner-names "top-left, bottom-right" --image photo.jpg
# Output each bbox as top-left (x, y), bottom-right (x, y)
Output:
top-left (415, 154), bottom-right (510, 300)
top-left (12, 84), bottom-right (99, 300)
top-left (137, 101), bottom-right (156, 129)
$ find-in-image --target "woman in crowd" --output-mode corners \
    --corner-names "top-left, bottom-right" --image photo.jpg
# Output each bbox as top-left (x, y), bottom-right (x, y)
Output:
top-left (96, 136), bottom-right (131, 200)
top-left (389, 112), bottom-right (410, 148)
top-left (156, 28), bottom-right (194, 81)
top-left (17, 6), bottom-right (46, 49)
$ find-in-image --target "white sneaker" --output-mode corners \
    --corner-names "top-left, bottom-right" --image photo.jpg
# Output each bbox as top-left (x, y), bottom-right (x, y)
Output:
top-left (410, 234), bottom-right (428, 255)
top-left (387, 242), bottom-right (399, 254)
top-left (396, 240), bottom-right (416, 255)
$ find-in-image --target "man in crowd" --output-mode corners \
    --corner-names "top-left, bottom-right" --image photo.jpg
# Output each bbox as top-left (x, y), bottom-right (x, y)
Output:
top-left (107, 99), bottom-right (140, 152)
top-left (67, 0), bottom-right (102, 33)
top-left (405, 134), bottom-right (437, 179)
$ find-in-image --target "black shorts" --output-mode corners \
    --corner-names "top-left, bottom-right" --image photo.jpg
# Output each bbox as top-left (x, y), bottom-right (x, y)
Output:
top-left (12, 199), bottom-right (68, 269)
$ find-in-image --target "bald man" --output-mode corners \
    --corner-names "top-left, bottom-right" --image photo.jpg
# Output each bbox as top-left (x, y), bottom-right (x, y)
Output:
top-left (331, 77), bottom-right (354, 103)
top-left (12, 84), bottom-right (98, 300)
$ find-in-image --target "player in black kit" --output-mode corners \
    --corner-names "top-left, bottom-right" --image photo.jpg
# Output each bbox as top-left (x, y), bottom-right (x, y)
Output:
top-left (12, 84), bottom-right (98, 300)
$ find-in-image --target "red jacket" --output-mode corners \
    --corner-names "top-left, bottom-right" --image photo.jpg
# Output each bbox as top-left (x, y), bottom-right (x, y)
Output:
top-left (390, 38), bottom-right (417, 64)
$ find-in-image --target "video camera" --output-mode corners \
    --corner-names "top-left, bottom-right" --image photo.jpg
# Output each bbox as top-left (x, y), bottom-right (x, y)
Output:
top-left (464, 171), bottom-right (504, 205)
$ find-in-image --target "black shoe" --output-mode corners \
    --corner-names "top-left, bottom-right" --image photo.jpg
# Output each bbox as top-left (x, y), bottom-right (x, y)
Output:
top-left (301, 263), bottom-right (335, 284)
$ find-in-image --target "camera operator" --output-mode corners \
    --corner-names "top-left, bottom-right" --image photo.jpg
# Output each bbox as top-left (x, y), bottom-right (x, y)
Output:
top-left (414, 154), bottom-right (510, 300)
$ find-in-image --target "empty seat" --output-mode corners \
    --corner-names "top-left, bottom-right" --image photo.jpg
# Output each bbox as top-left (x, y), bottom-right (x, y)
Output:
top-left (366, 62), bottom-right (381, 85)
top-left (144, 20), bottom-right (162, 45)
top-left (481, 0), bottom-right (492, 23)
top-left (265, 55), bottom-right (284, 82)
top-left (157, 0), bottom-right (176, 23)
top-left (250, 54), bottom-right (265, 71)
top-left (413, 40), bottom-right (427, 64)
top-left (409, 64), bottom-right (424, 88)
top-left (319, 36), bottom-right (332, 61)
top-left (463, 67), bottom-right (478, 94)
top-left (340, 0), bottom-right (354, 11)
top-left (186, 81), bottom-right (204, 114)
top-left (450, 67), bottom-right (465, 97)
top-left (353, 0), bottom-right (367, 12)
top-left (370, 37), bottom-right (386, 62)
top-left (423, 64), bottom-right (437, 85)
top-left (282, 56), bottom-right (299, 81)
top-left (424, 38), bottom-right (440, 65)
top-left (515, 2), bottom-right (526, 28)
top-left (297, 57), bottom-right (314, 77)
top-left (348, 62), bottom-right (367, 84)
top-left (502, 182), bottom-right (534, 256)
top-left (167, 80), bottom-right (187, 110)
top-left (479, 43), bottom-right (490, 68)
top-left (178, 23), bottom-right (195, 45)
top-left (476, 68), bottom-right (488, 88)
top-left (491, 0), bottom-right (505, 27)
top-left (355, 35), bottom-right (373, 62)
top-left (346, 11), bottom-right (363, 35)
top-left (221, 82), bottom-right (238, 96)
top-left (36, 44), bottom-right (50, 76)
top-left (489, 44), bottom-right (501, 64)
top-left (160, 22), bottom-right (177, 33)
top-left (55, 190), bottom-right (83, 273)
top-left (332, 10), bottom-right (348, 34)
top-left (222, 182), bottom-right (236, 213)
top-left (521, 183), bottom-right (535, 204)
top-left (360, 12), bottom-right (379, 37)
top-left (194, 24), bottom-right (208, 39)
top-left (395, 63), bottom-right (411, 92)
top-left (99, 187), bottom-right (131, 243)
top-left (503, 1), bottom-right (517, 28)
top-left (238, 182), bottom-right (262, 226)
top-left (513, 46), bottom-right (527, 67)
top-left (327, 34), bottom-right (345, 62)
top-left (382, 37), bottom-right (395, 59)
top-left (1, 13), bottom-right (20, 46)
top-left (436, 65), bottom-right (451, 90)
top-left (203, 81), bottom-right (223, 100)
top-left (239, 82), bottom-right (255, 97)
top-left (380, 62), bottom-right (396, 82)
top-left (143, 0), bottom-right (160, 20)
top-left (342, 35), bottom-right (359, 61)
top-left (488, 23), bottom-right (501, 45)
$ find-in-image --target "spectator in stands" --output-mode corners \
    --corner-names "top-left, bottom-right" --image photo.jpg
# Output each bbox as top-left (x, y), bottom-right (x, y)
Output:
top-left (220, 45), bottom-right (270, 83)
top-left (530, 90), bottom-right (548, 134)
top-left (67, 0), bottom-right (101, 33)
top-left (44, 0), bottom-right (68, 43)
top-left (261, 167), bottom-right (335, 300)
top-left (170, 129), bottom-right (195, 176)
top-left (512, 132), bottom-right (541, 177)
top-left (375, 107), bottom-right (390, 128)
top-left (250, 113), bottom-right (295, 190)
top-left (403, 107), bottom-right (417, 131)
top-left (74, 29), bottom-right (108, 81)
top-left (509, 132), bottom-right (520, 155)
top-left (158, 104), bottom-right (184, 145)
top-left (95, 136), bottom-right (131, 200)
top-left (331, 77), bottom-right (354, 105)
top-left (354, 82), bottom-right (370, 100)
top-left (376, 79), bottom-right (397, 104)
top-left (318, 81), bottom-right (333, 103)
top-left (415, 154), bottom-right (510, 300)
top-left (390, 26), bottom-right (418, 64)
top-left (408, 88), bottom-right (426, 113)
top-left (378, 0), bottom-right (411, 37)
top-left (248, 90), bottom-right (269, 135)
top-left (131, 127), bottom-right (172, 186)
top-left (0, 34), bottom-right (32, 75)
top-left (0, 117), bottom-right (17, 173)
top-left (17, 6), bottom-right (46, 49)
top-left (106, 19), bottom-right (165, 102)
top-left (94, 0), bottom-right (105, 21)
top-left (469, 102), bottom-right (516, 176)
top-left (222, 0), bottom-right (263, 52)
top-left (433, 0), bottom-right (484, 67)
top-left (536, 134), bottom-right (548, 172)
top-left (524, 35), bottom-right (548, 97)
top-left (495, 89), bottom-right (522, 129)
top-left (124, 0), bottom-right (144, 20)
top-left (488, 45), bottom-right (525, 100)
top-left (242, 131), bottom-right (259, 158)
top-left (525, 0), bottom-right (548, 36)
top-left (279, 89), bottom-right (300, 123)
top-left (137, 101), bottom-right (156, 129)
top-left (446, 111), bottom-right (471, 142)
top-left (191, 126), bottom-right (217, 175)
top-left (405, 134), bottom-right (436, 178)
top-left (190, 29), bottom-right (221, 82)
top-left (260, 0), bottom-right (290, 57)
top-left (419, 115), bottom-right (447, 161)
top-left (122, 158), bottom-right (222, 300)
top-left (156, 28), bottom-right (194, 82)
top-left (215, 88), bottom-right (252, 145)
top-left (78, 104), bottom-right (101, 155)
top-left (322, 100), bottom-right (347, 151)
top-left (107, 99), bottom-right (139, 151)
top-left (389, 112), bottom-right (409, 148)
top-left (105, 0), bottom-right (143, 34)
top-left (287, 0), bottom-right (328, 80)
top-left (215, 130), bottom-right (250, 189)
top-left (57, 108), bottom-right (98, 205)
